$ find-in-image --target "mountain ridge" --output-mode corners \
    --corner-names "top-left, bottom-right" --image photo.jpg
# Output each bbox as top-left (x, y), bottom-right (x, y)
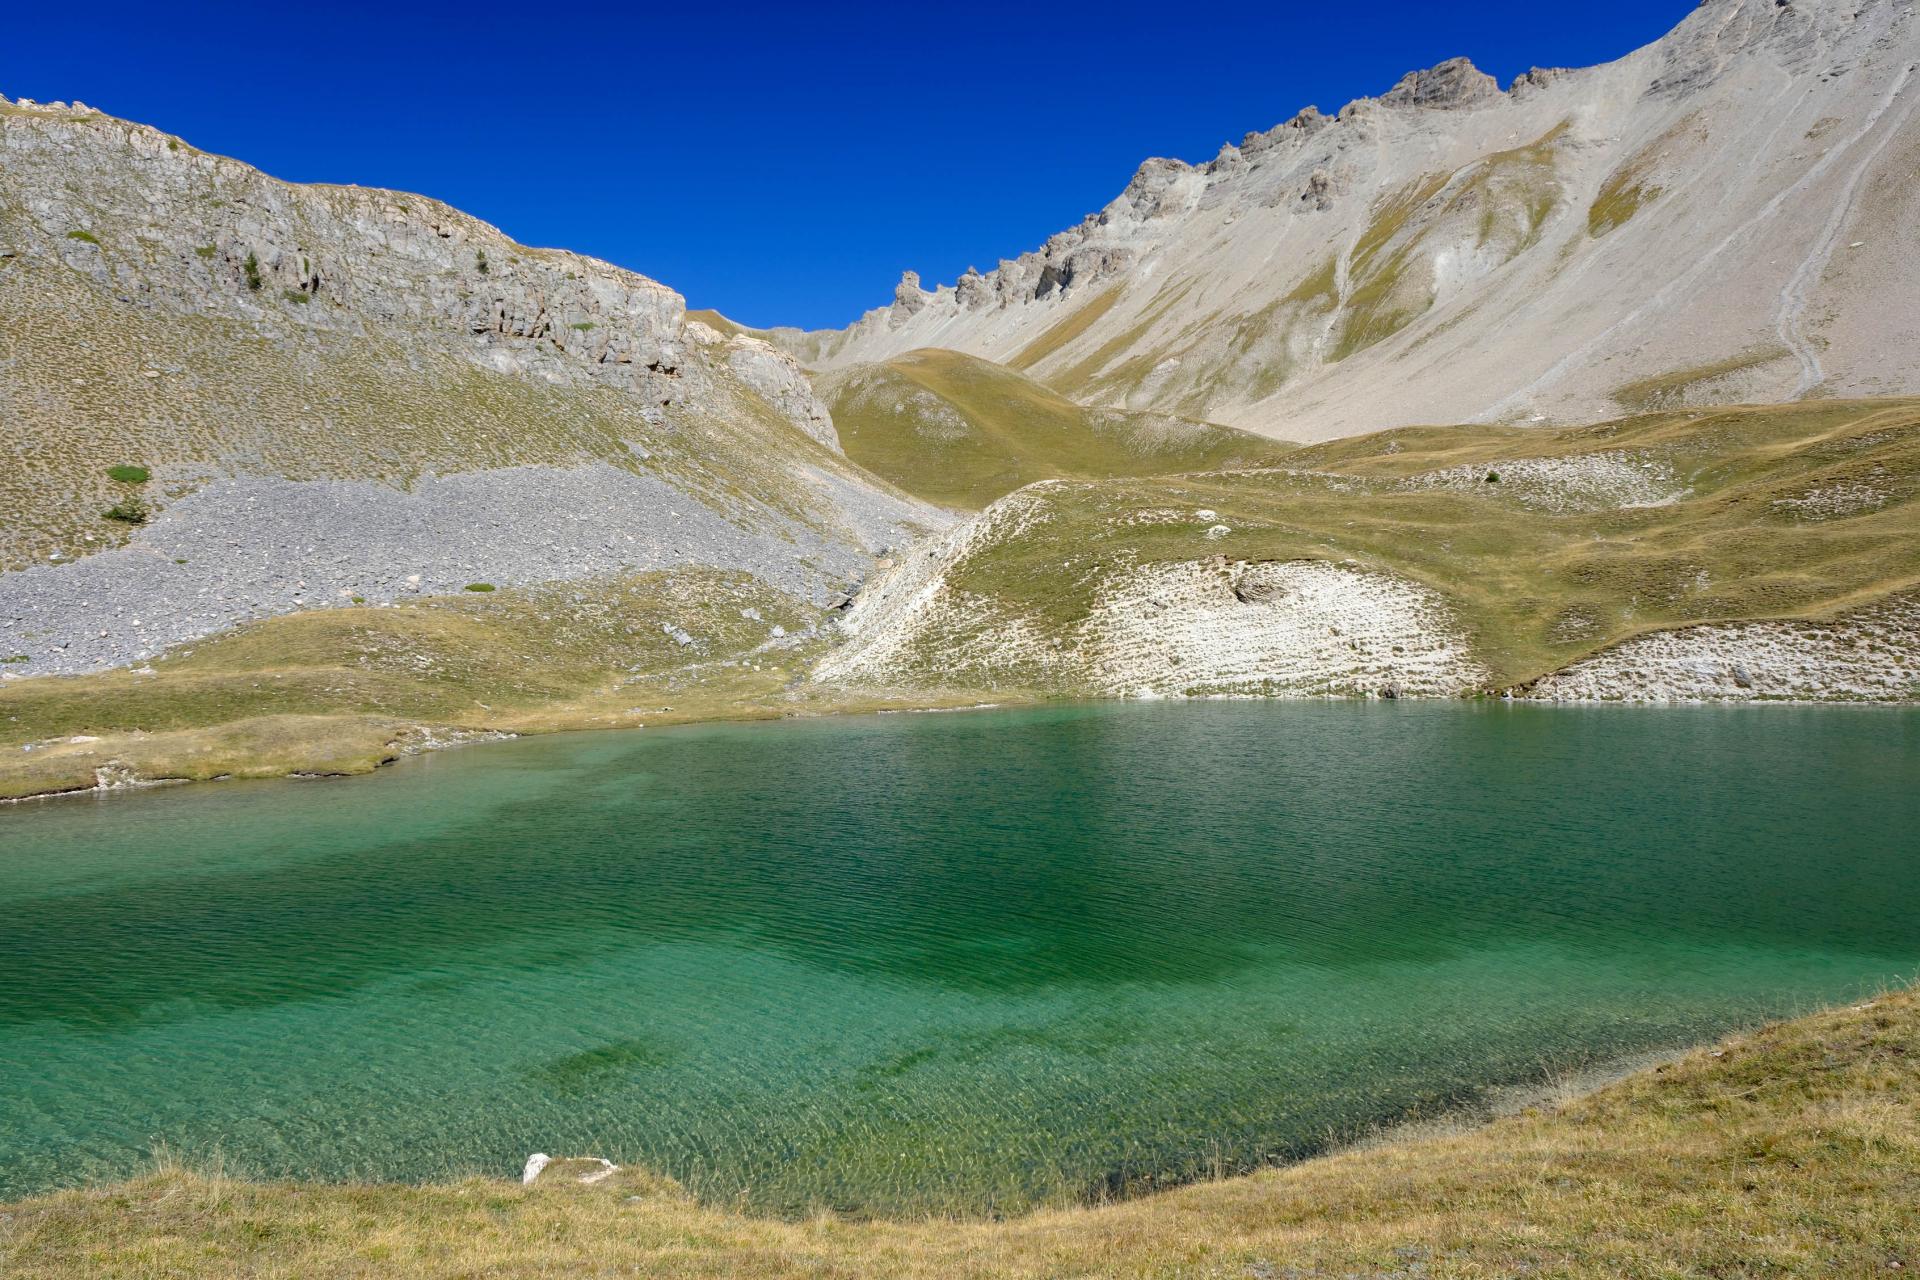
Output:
top-left (770, 0), bottom-right (1920, 440)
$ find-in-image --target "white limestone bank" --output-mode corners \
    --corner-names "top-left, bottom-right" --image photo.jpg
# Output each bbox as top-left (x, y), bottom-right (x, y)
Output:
top-left (816, 493), bottom-right (1919, 706)
top-left (814, 487), bottom-right (1489, 698)
top-left (1524, 595), bottom-right (1920, 704)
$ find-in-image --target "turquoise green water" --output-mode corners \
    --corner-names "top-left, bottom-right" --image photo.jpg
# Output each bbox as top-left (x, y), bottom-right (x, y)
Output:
top-left (2, 702), bottom-right (1917, 1215)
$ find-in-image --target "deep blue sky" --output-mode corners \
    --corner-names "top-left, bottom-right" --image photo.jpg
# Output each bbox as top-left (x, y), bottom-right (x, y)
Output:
top-left (6, 1), bottom-right (1690, 329)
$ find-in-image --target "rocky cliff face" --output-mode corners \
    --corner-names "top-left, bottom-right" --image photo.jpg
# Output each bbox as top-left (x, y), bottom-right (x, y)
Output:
top-left (1, 99), bottom-right (690, 396)
top-left (781, 0), bottom-right (1920, 440)
top-left (0, 97), bottom-right (940, 675)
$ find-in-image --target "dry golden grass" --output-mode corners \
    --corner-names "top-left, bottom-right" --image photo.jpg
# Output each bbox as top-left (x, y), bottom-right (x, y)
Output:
top-left (0, 569), bottom-right (989, 802)
top-left (3, 988), bottom-right (1914, 1278)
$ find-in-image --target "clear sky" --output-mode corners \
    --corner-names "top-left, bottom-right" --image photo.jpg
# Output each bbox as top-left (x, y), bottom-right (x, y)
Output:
top-left (5, 1), bottom-right (1691, 329)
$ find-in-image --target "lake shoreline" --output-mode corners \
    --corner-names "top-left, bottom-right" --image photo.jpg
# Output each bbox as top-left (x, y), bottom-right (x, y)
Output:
top-left (7, 681), bottom-right (1917, 807)
top-left (5, 987), bottom-right (1913, 1277)
top-left (6, 699), bottom-right (1913, 1217)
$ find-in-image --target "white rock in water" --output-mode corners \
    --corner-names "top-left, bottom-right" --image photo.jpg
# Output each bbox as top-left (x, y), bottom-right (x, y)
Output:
top-left (522, 1153), bottom-right (551, 1185)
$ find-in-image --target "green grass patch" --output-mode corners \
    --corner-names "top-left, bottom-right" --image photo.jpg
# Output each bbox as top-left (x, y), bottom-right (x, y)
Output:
top-left (1333, 130), bottom-right (1565, 364)
top-left (1049, 278), bottom-right (1198, 400)
top-left (1589, 175), bottom-right (1660, 237)
top-left (463, 582), bottom-right (495, 592)
top-left (1329, 175), bottom-right (1450, 363)
top-left (65, 229), bottom-right (99, 245)
top-left (106, 464), bottom-right (150, 484)
top-left (821, 349), bottom-right (1291, 509)
top-left (684, 308), bottom-right (755, 338)
top-left (1283, 256), bottom-right (1340, 310)
top-left (1009, 285), bottom-right (1124, 371)
top-left (102, 498), bottom-right (149, 524)
top-left (0, 570), bottom-right (821, 796)
top-left (1613, 347), bottom-right (1790, 410)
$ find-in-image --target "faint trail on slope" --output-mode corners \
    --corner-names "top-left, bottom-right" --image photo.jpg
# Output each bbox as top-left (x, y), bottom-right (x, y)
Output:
top-left (1477, 61), bottom-right (1915, 423)
top-left (1776, 75), bottom-right (1918, 397)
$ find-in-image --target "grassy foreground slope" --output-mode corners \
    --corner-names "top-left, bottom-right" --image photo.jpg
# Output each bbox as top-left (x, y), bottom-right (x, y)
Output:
top-left (817, 349), bottom-right (1291, 509)
top-left (4, 988), bottom-right (1914, 1278)
top-left (821, 397), bottom-right (1920, 697)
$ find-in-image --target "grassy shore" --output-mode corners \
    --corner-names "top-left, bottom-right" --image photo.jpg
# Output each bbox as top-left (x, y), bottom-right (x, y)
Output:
top-left (0, 567), bottom-right (1005, 802)
top-left (2, 988), bottom-right (1913, 1277)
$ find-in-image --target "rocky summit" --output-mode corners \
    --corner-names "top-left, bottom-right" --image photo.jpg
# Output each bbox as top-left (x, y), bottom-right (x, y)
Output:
top-left (772, 0), bottom-right (1920, 441)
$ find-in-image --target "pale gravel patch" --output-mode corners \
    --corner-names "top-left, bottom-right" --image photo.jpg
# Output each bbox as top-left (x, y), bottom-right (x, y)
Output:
top-left (0, 463), bottom-right (934, 676)
top-left (1770, 479), bottom-right (1892, 520)
top-left (1399, 451), bottom-right (1688, 513)
top-left (1526, 595), bottom-right (1920, 703)
top-left (1110, 507), bottom-right (1193, 528)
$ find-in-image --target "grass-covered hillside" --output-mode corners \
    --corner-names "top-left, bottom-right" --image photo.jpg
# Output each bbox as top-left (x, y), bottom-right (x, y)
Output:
top-left (0, 255), bottom-right (892, 571)
top-left (820, 398), bottom-right (1920, 700)
top-left (9, 397), bottom-right (1915, 802)
top-left (817, 349), bottom-right (1291, 509)
top-left (4, 986), bottom-right (1914, 1277)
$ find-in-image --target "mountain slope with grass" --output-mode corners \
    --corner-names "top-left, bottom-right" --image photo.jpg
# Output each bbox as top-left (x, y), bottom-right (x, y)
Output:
top-left (4, 987), bottom-right (1914, 1278)
top-left (0, 94), bottom-right (945, 682)
top-left (816, 398), bottom-right (1920, 702)
top-left (779, 0), bottom-right (1920, 441)
top-left (816, 348), bottom-right (1291, 509)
